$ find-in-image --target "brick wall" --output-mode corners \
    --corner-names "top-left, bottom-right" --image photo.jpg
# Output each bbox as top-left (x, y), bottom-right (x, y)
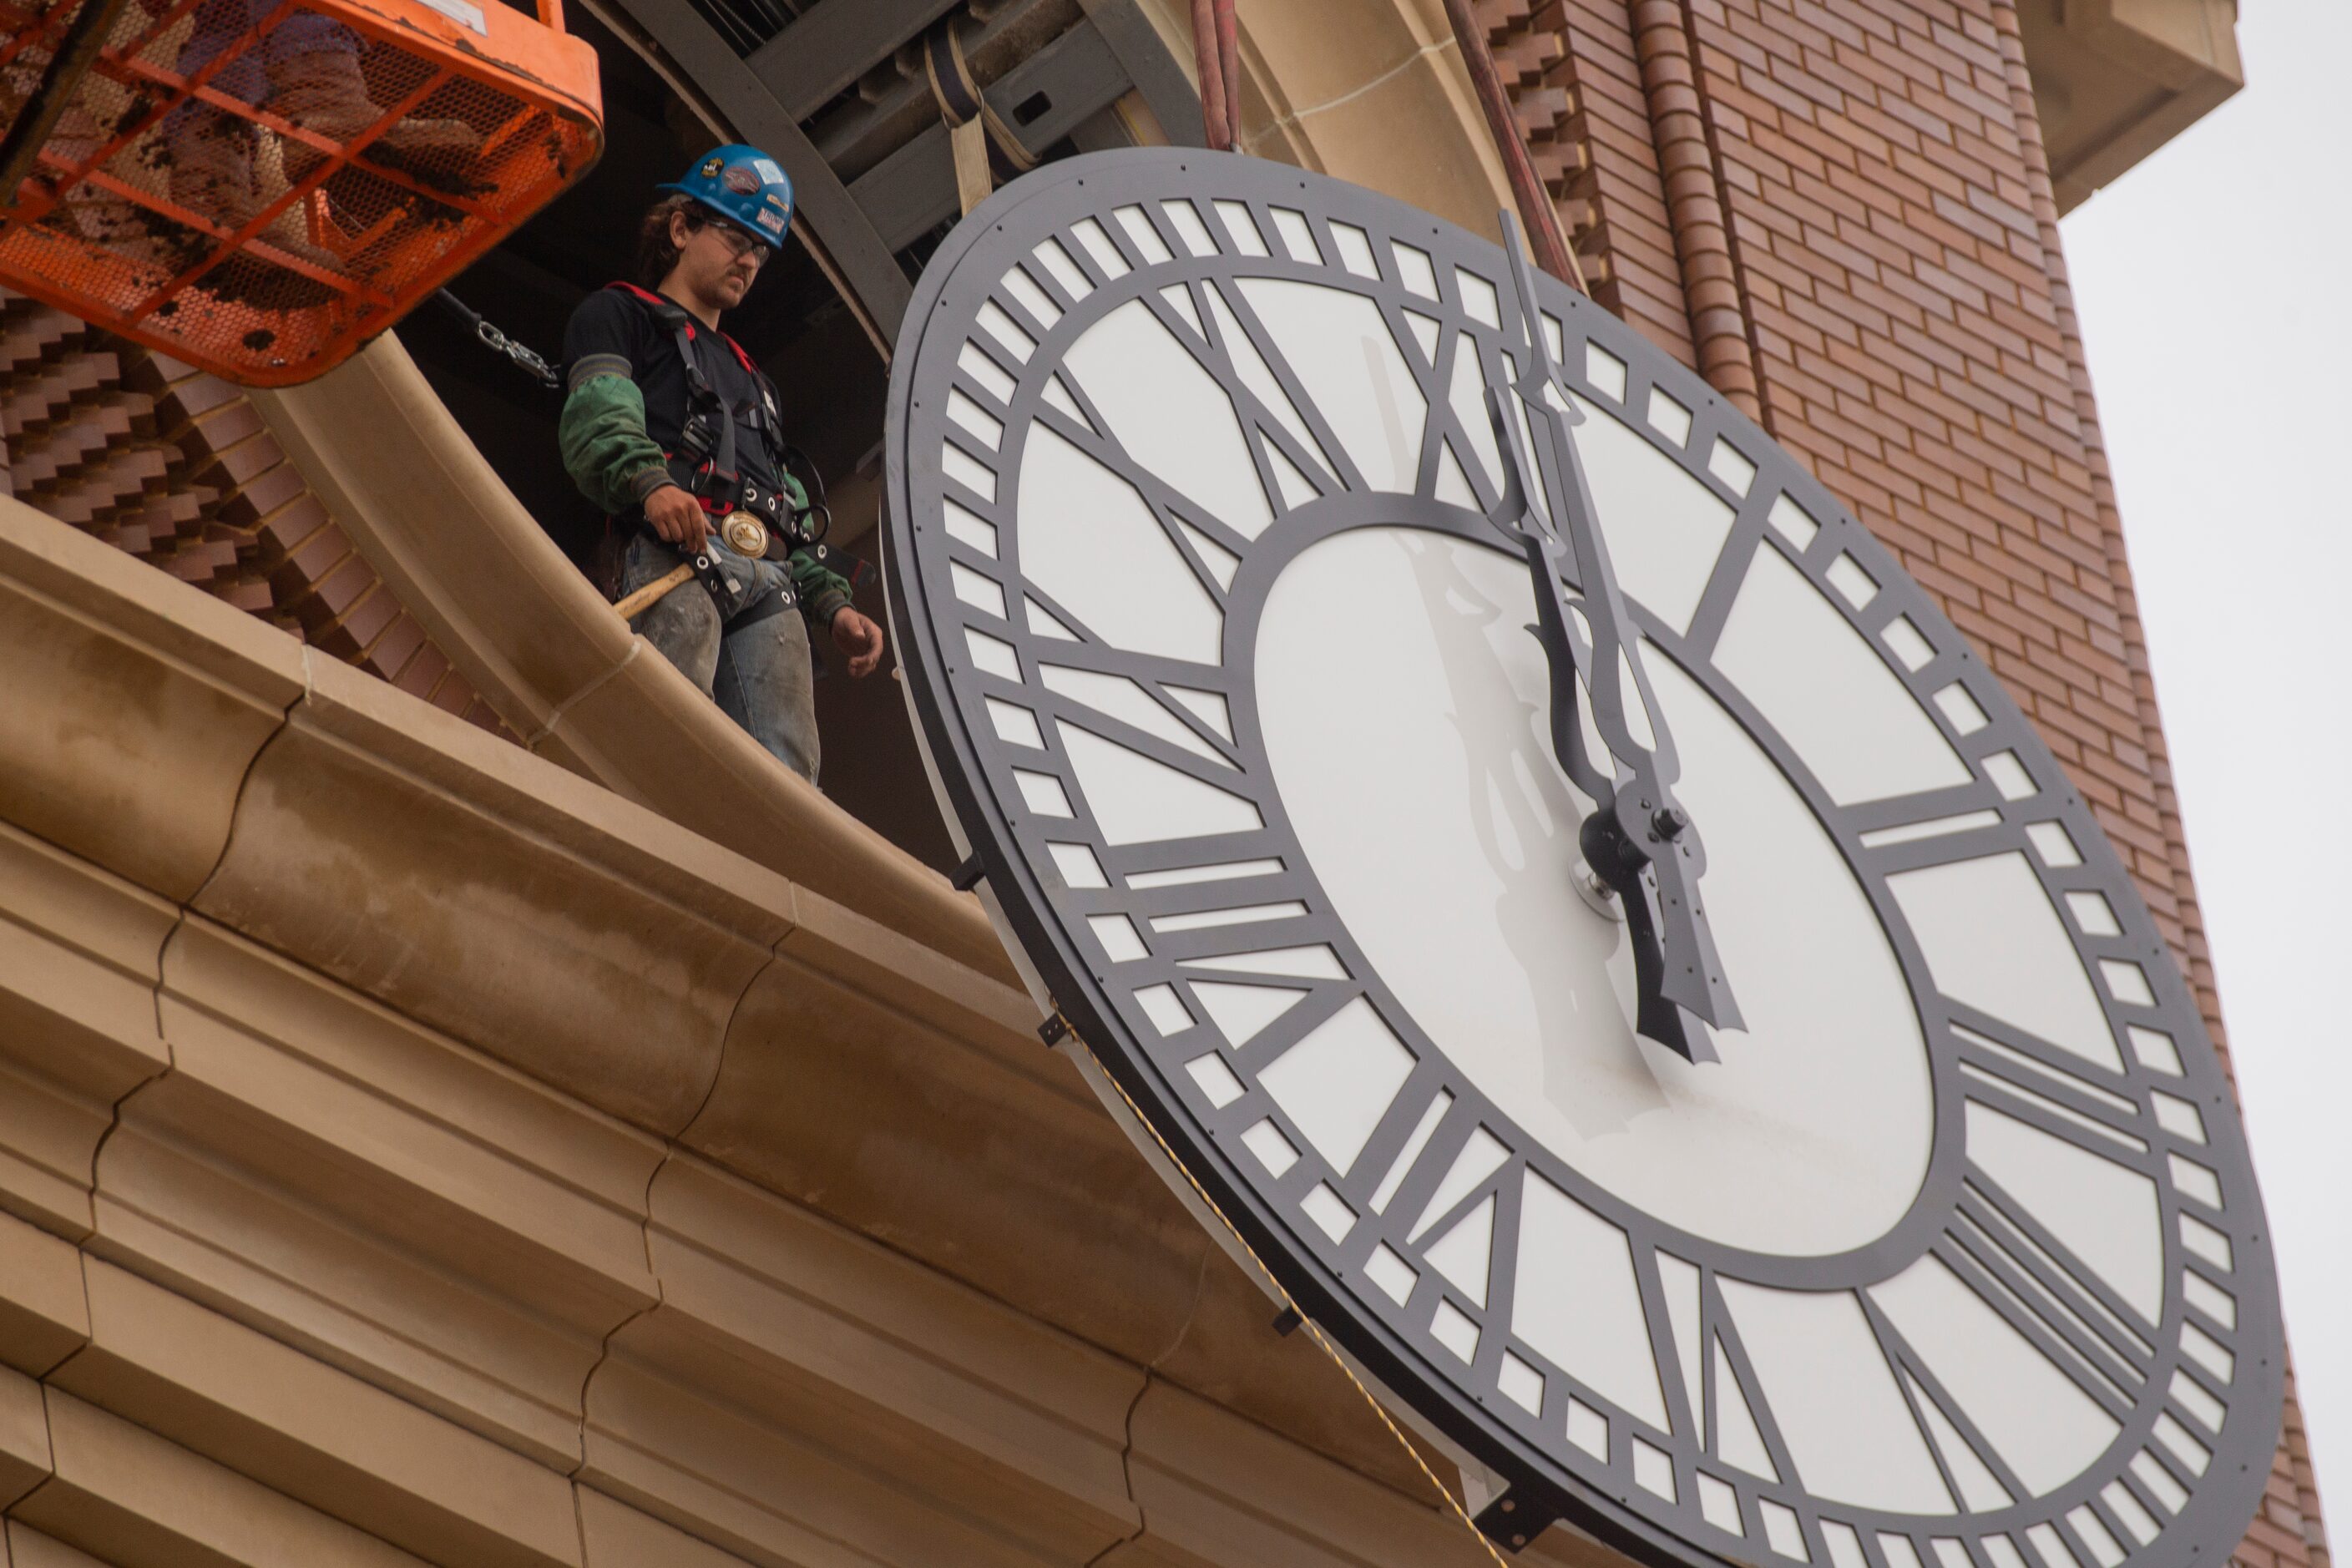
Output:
top-left (1481, 3), bottom-right (2328, 1566)
top-left (0, 291), bottom-right (512, 736)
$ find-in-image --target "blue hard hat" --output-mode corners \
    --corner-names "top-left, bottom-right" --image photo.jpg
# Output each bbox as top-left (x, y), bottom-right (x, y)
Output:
top-left (660, 144), bottom-right (794, 249)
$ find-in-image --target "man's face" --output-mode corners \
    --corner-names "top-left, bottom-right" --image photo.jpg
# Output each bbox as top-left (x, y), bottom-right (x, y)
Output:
top-left (670, 209), bottom-right (771, 313)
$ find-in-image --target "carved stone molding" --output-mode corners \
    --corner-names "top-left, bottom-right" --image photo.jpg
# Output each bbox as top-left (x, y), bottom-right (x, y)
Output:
top-left (0, 496), bottom-right (1588, 1565)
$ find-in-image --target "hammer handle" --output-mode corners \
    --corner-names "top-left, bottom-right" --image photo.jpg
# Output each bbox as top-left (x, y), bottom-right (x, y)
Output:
top-left (613, 563), bottom-right (695, 622)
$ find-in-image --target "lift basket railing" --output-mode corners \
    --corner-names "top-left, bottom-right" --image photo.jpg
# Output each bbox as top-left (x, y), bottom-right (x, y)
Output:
top-left (0, 0), bottom-right (599, 383)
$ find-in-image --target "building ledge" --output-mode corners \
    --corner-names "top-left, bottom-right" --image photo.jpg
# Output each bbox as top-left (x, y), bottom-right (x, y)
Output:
top-left (0, 496), bottom-right (1622, 1565)
top-left (2018, 0), bottom-right (2243, 211)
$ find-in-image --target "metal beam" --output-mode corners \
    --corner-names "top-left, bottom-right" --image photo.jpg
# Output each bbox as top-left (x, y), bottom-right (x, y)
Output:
top-left (812, 0), bottom-right (1060, 180)
top-left (600, 0), bottom-right (913, 345)
top-left (848, 20), bottom-right (1130, 251)
top-left (0, 0), bottom-right (135, 210)
top-left (748, 0), bottom-right (960, 124)
top-left (1075, 0), bottom-right (1207, 148)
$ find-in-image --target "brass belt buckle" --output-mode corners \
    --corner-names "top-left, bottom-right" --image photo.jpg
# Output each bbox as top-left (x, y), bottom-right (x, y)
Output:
top-left (719, 509), bottom-right (767, 558)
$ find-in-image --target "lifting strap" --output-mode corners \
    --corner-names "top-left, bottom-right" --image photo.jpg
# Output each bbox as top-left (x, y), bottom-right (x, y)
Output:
top-left (924, 21), bottom-right (1035, 216)
top-left (1188, 0), bottom-right (1241, 151)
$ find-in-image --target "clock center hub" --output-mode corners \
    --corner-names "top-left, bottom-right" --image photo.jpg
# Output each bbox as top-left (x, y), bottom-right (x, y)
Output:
top-left (1257, 524), bottom-right (1935, 1258)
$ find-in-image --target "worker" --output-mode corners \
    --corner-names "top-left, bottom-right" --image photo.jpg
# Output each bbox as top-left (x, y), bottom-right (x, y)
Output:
top-left (558, 146), bottom-right (886, 783)
top-left (156, 3), bottom-right (481, 294)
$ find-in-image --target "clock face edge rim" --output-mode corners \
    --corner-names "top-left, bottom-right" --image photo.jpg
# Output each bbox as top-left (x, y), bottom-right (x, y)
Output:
top-left (878, 144), bottom-right (2288, 1568)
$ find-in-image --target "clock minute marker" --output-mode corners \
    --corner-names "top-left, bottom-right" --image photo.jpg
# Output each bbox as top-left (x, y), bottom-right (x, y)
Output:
top-left (1483, 212), bottom-right (1745, 1060)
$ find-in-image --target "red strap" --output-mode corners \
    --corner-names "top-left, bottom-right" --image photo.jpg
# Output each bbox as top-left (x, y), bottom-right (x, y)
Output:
top-left (605, 280), bottom-right (696, 339)
top-left (605, 279), bottom-right (759, 375)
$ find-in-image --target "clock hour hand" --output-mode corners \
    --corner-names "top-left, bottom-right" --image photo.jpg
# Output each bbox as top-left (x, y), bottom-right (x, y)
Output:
top-left (1488, 214), bottom-right (1745, 1055)
top-left (1580, 777), bottom-right (1741, 1060)
top-left (1583, 806), bottom-right (1717, 1062)
top-left (1492, 397), bottom-right (1739, 1060)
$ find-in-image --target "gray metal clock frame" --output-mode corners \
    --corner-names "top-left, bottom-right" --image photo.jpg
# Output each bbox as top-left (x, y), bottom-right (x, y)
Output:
top-left (883, 148), bottom-right (2283, 1566)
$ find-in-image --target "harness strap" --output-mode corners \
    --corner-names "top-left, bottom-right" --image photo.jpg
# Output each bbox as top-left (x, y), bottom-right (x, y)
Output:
top-left (607, 281), bottom-right (738, 478)
top-left (606, 281), bottom-right (766, 381)
top-left (602, 281), bottom-right (804, 536)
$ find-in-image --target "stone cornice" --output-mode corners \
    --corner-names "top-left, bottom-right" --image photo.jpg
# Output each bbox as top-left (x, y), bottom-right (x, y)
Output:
top-left (0, 495), bottom-right (1604, 1565)
top-left (246, 341), bottom-right (1014, 984)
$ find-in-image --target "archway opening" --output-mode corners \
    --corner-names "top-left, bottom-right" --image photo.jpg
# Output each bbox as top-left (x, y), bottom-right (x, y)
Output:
top-left (399, 0), bottom-right (1176, 871)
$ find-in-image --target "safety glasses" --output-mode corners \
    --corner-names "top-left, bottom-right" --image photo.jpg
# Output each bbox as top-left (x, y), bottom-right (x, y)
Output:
top-left (712, 223), bottom-right (776, 267)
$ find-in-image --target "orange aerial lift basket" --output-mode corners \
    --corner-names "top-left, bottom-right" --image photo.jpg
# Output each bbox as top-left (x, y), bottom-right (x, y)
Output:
top-left (0, 0), bottom-right (599, 383)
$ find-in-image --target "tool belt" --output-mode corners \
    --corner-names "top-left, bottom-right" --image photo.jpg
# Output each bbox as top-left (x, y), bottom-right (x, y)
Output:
top-left (663, 452), bottom-right (817, 554)
top-left (599, 283), bottom-right (880, 622)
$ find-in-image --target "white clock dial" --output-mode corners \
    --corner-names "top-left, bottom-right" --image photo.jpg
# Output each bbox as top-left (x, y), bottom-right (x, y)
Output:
top-left (885, 151), bottom-right (2280, 1568)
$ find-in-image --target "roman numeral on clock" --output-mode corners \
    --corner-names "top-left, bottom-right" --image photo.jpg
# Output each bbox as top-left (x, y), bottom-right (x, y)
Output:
top-left (1701, 1275), bottom-right (1798, 1485)
top-left (1936, 1173), bottom-right (2150, 1420)
top-left (1029, 385), bottom-right (1261, 609)
top-left (1144, 276), bottom-right (1358, 505)
top-left (1950, 1009), bottom-right (2155, 1164)
top-left (1359, 1090), bottom-right (1515, 1246)
top-left (1860, 1291), bottom-right (2030, 1509)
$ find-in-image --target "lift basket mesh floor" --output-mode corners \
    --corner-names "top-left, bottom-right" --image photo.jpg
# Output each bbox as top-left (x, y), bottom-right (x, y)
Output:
top-left (0, 0), bottom-right (599, 383)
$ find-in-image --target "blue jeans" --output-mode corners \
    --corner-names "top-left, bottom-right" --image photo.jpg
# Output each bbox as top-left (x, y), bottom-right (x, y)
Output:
top-left (160, 0), bottom-right (360, 176)
top-left (172, 0), bottom-right (357, 109)
top-left (620, 532), bottom-right (822, 783)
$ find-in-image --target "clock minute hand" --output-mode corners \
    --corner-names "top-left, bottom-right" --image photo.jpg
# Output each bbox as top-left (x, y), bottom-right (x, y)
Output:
top-left (1491, 215), bottom-right (1746, 1052)
top-left (1493, 216), bottom-right (1673, 787)
top-left (1485, 384), bottom-right (1615, 808)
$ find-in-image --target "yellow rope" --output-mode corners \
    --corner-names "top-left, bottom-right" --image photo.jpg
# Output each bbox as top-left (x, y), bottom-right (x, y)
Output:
top-left (1064, 1020), bottom-right (1517, 1566)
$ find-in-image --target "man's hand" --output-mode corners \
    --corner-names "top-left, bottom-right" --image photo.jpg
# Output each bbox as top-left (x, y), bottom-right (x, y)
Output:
top-left (645, 483), bottom-right (709, 548)
top-left (831, 607), bottom-right (886, 678)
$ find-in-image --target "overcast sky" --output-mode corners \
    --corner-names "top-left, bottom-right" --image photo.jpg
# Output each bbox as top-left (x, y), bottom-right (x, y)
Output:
top-left (2060, 0), bottom-right (2348, 1525)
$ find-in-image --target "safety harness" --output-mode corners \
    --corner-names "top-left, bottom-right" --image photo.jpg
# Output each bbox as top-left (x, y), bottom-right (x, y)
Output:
top-left (605, 281), bottom-right (890, 627)
top-left (606, 281), bottom-right (824, 556)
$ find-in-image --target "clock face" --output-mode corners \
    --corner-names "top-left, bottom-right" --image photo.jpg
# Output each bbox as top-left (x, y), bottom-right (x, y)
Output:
top-left (883, 150), bottom-right (2281, 1568)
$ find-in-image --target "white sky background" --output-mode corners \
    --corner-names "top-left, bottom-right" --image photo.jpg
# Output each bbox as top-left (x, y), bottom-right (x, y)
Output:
top-left (2060, 0), bottom-right (2349, 1525)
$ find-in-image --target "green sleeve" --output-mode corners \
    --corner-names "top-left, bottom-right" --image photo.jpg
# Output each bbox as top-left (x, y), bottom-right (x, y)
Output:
top-left (558, 372), bottom-right (675, 516)
top-left (788, 544), bottom-right (855, 627)
top-left (771, 473), bottom-right (854, 626)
